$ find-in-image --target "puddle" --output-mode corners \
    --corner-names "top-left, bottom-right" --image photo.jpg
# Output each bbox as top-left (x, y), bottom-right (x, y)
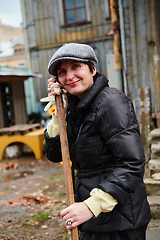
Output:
top-left (3, 171), bottom-right (34, 182)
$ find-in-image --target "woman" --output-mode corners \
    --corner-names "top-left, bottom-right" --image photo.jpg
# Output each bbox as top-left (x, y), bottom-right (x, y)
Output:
top-left (44, 43), bottom-right (151, 240)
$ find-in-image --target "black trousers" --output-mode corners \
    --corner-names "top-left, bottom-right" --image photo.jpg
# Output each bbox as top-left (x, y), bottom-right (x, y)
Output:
top-left (79, 225), bottom-right (147, 240)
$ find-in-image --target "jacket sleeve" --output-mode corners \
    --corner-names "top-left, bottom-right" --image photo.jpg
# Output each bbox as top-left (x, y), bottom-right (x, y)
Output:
top-left (96, 92), bottom-right (146, 205)
top-left (84, 188), bottom-right (118, 217)
top-left (44, 129), bottom-right (62, 162)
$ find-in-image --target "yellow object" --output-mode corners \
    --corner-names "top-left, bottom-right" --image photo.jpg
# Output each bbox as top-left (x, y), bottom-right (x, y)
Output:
top-left (47, 105), bottom-right (56, 115)
top-left (60, 160), bottom-right (72, 167)
top-left (84, 188), bottom-right (118, 217)
top-left (0, 128), bottom-right (45, 160)
top-left (47, 115), bottom-right (59, 137)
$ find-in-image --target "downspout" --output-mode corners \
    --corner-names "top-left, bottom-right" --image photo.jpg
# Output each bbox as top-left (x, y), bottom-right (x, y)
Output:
top-left (118, 0), bottom-right (128, 94)
top-left (109, 0), bottom-right (123, 92)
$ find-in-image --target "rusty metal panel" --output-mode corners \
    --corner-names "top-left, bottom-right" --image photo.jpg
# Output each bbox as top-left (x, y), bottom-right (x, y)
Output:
top-left (133, 87), bottom-right (150, 145)
top-left (140, 87), bottom-right (150, 145)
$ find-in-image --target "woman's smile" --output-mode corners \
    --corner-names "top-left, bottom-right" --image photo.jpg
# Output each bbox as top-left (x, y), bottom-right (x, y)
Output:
top-left (68, 80), bottom-right (80, 87)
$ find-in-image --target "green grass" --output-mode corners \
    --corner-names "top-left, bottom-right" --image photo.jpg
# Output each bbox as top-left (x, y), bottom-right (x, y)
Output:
top-left (32, 211), bottom-right (51, 222)
top-left (59, 191), bottom-right (66, 197)
top-left (49, 177), bottom-right (55, 180)
top-left (21, 222), bottom-right (28, 226)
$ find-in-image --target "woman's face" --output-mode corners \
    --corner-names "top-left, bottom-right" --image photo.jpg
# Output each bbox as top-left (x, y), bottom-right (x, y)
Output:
top-left (57, 60), bottom-right (96, 99)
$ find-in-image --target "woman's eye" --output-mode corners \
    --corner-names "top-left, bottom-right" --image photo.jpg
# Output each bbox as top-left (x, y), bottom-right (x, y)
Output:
top-left (73, 64), bottom-right (80, 69)
top-left (58, 69), bottom-right (65, 75)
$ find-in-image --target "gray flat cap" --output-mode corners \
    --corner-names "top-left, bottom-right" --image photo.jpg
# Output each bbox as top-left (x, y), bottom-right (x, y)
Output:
top-left (48, 43), bottom-right (98, 76)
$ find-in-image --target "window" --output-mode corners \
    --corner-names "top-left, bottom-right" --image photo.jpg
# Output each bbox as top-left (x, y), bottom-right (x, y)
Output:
top-left (18, 63), bottom-right (25, 68)
top-left (14, 44), bottom-right (24, 54)
top-left (63, 0), bottom-right (87, 24)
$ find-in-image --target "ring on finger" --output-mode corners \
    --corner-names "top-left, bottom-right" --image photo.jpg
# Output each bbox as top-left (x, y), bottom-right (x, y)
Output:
top-left (66, 219), bottom-right (72, 225)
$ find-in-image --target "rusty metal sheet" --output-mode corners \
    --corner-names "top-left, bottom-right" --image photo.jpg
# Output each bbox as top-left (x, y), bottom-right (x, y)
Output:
top-left (134, 86), bottom-right (150, 146)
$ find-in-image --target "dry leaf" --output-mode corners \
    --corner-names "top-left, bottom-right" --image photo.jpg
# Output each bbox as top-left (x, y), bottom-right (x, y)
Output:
top-left (2, 162), bottom-right (20, 170)
top-left (42, 225), bottom-right (48, 229)
top-left (34, 221), bottom-right (39, 225)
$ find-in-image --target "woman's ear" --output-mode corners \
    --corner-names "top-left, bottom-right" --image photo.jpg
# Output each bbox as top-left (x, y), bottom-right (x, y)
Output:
top-left (92, 66), bottom-right (97, 76)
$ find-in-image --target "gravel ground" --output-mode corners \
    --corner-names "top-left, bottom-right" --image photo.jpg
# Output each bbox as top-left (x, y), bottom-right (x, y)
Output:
top-left (0, 154), bottom-right (70, 240)
top-left (0, 153), bottom-right (160, 240)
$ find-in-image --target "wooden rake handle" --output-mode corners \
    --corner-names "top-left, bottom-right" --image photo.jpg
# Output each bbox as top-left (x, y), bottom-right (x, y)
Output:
top-left (56, 95), bottom-right (79, 240)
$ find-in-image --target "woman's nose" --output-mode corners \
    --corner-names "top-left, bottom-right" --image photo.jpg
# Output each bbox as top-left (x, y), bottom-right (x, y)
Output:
top-left (66, 70), bottom-right (73, 80)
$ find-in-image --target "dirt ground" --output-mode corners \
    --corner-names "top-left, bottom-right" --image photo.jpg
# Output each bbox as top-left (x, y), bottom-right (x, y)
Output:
top-left (0, 153), bottom-right (70, 240)
top-left (0, 152), bottom-right (160, 240)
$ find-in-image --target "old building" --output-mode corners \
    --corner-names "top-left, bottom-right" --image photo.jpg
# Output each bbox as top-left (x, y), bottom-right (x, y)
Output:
top-left (21, 0), bottom-right (116, 112)
top-left (21, 0), bottom-right (160, 144)
top-left (0, 38), bottom-right (26, 68)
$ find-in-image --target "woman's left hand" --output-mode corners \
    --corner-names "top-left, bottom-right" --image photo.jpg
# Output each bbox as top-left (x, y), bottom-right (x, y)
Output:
top-left (60, 202), bottom-right (94, 229)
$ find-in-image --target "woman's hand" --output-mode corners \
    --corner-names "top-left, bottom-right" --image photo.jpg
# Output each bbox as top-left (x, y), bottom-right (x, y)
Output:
top-left (48, 78), bottom-right (68, 115)
top-left (48, 78), bottom-right (66, 96)
top-left (60, 202), bottom-right (94, 229)
top-left (40, 78), bottom-right (68, 114)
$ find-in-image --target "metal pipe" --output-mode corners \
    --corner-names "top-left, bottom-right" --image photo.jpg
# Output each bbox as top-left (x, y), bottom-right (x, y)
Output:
top-left (118, 0), bottom-right (127, 94)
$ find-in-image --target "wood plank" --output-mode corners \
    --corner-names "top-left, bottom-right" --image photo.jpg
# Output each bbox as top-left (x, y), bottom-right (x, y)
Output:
top-left (0, 123), bottom-right (42, 136)
top-left (11, 81), bottom-right (27, 124)
top-left (0, 84), bottom-right (4, 128)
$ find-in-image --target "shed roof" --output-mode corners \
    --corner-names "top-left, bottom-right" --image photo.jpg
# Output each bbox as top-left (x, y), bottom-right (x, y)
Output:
top-left (0, 71), bottom-right (42, 82)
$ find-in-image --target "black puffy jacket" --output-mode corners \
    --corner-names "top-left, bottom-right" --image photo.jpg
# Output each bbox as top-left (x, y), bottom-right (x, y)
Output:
top-left (44, 74), bottom-right (151, 233)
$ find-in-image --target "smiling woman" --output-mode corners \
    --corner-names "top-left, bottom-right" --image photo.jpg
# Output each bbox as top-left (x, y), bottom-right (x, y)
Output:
top-left (44, 42), bottom-right (151, 240)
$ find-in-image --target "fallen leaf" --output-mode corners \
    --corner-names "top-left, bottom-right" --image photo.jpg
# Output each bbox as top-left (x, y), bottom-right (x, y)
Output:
top-left (34, 221), bottom-right (39, 225)
top-left (42, 225), bottom-right (48, 229)
top-left (2, 162), bottom-right (20, 170)
top-left (15, 225), bottom-right (21, 228)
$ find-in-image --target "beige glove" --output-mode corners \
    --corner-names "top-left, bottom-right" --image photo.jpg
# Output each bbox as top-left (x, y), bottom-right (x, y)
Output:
top-left (47, 114), bottom-right (59, 137)
top-left (40, 80), bottom-right (68, 114)
top-left (84, 188), bottom-right (118, 217)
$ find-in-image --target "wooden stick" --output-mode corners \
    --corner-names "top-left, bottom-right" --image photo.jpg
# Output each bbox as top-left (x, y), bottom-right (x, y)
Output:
top-left (56, 95), bottom-right (79, 240)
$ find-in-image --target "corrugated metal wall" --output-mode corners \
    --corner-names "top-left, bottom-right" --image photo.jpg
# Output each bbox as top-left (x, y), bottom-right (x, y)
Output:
top-left (21, 0), bottom-right (113, 111)
top-left (120, 0), bottom-right (160, 114)
top-left (118, 0), bottom-right (160, 144)
top-left (23, 0), bottom-right (111, 48)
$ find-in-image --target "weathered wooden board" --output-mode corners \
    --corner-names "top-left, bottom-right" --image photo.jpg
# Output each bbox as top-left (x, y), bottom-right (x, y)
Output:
top-left (0, 123), bottom-right (42, 136)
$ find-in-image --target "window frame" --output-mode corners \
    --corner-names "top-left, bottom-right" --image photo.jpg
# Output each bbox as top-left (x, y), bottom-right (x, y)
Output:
top-left (62, 0), bottom-right (88, 25)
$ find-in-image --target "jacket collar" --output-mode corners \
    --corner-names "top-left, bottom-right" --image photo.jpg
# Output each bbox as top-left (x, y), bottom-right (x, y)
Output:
top-left (76, 74), bottom-right (109, 114)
